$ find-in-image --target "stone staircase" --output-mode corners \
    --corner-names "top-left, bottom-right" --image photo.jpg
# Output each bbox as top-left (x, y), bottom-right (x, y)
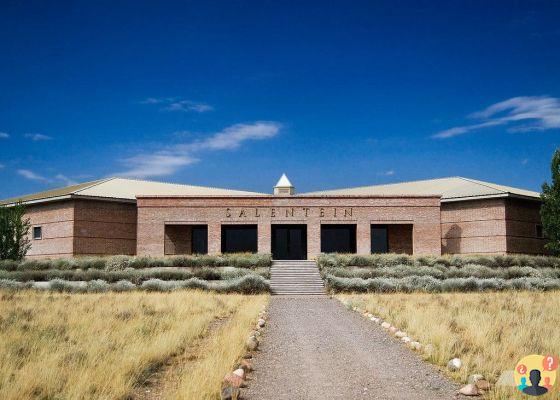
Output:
top-left (270, 260), bottom-right (326, 296)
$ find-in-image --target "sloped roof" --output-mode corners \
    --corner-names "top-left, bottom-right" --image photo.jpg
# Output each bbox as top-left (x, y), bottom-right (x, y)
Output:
top-left (0, 179), bottom-right (108, 205)
top-left (302, 177), bottom-right (541, 202)
top-left (1, 177), bottom-right (265, 205)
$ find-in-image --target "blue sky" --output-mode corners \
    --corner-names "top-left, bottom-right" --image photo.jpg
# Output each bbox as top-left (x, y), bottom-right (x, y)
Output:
top-left (1, 1), bottom-right (560, 198)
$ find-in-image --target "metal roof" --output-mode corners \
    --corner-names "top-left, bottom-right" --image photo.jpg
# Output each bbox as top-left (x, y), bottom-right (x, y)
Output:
top-left (1, 176), bottom-right (541, 206)
top-left (301, 177), bottom-right (541, 202)
top-left (1, 177), bottom-right (265, 205)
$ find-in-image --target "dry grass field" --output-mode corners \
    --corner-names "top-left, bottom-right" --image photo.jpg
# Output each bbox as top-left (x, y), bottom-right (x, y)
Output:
top-left (0, 290), bottom-right (268, 400)
top-left (338, 291), bottom-right (560, 399)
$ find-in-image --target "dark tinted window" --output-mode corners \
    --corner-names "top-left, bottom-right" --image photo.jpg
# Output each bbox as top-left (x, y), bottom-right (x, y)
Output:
top-left (221, 225), bottom-right (258, 253)
top-left (33, 226), bottom-right (42, 240)
top-left (536, 224), bottom-right (544, 238)
top-left (371, 225), bottom-right (389, 253)
top-left (191, 226), bottom-right (208, 254)
top-left (320, 224), bottom-right (357, 253)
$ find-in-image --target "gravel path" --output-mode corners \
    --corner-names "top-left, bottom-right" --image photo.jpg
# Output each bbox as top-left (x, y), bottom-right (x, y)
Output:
top-left (243, 297), bottom-right (461, 400)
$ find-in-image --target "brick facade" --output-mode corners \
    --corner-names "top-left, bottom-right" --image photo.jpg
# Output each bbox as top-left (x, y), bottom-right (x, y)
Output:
top-left (137, 195), bottom-right (442, 258)
top-left (441, 197), bottom-right (545, 255)
top-left (25, 199), bottom-right (136, 258)
top-left (22, 193), bottom-right (546, 259)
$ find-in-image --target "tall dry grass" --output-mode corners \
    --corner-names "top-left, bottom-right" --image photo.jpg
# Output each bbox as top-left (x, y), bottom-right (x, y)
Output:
top-left (168, 295), bottom-right (267, 400)
top-left (338, 291), bottom-right (560, 400)
top-left (0, 290), bottom-right (267, 400)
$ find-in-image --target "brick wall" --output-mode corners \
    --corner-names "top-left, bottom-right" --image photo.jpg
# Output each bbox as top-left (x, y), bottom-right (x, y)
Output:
top-left (164, 225), bottom-right (192, 255)
top-left (388, 224), bottom-right (413, 254)
top-left (25, 201), bottom-right (75, 259)
top-left (441, 198), bottom-right (508, 254)
top-left (73, 199), bottom-right (137, 256)
top-left (441, 197), bottom-right (547, 255)
top-left (137, 195), bottom-right (442, 258)
top-left (504, 198), bottom-right (547, 254)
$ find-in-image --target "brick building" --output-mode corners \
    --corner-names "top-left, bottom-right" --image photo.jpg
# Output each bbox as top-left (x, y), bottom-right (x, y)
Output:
top-left (1, 175), bottom-right (546, 259)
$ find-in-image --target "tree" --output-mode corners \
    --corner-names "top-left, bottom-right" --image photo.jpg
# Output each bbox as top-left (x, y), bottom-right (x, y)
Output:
top-left (541, 149), bottom-right (560, 255)
top-left (0, 202), bottom-right (31, 260)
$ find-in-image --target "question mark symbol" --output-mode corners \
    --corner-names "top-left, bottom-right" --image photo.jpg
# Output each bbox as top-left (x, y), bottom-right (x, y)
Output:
top-left (542, 355), bottom-right (558, 371)
top-left (517, 363), bottom-right (527, 374)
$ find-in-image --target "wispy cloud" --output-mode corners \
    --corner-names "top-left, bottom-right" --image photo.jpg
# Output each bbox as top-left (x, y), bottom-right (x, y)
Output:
top-left (25, 133), bottom-right (52, 141)
top-left (55, 174), bottom-right (78, 186)
top-left (116, 121), bottom-right (281, 178)
top-left (17, 169), bottom-right (80, 186)
top-left (17, 169), bottom-right (50, 183)
top-left (0, 163), bottom-right (4, 169)
top-left (521, 158), bottom-right (529, 165)
top-left (432, 96), bottom-right (560, 139)
top-left (140, 97), bottom-right (214, 113)
top-left (377, 169), bottom-right (395, 176)
top-left (0, 132), bottom-right (9, 139)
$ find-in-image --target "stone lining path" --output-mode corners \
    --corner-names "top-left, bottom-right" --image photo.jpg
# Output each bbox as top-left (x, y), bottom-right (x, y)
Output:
top-left (243, 297), bottom-right (461, 400)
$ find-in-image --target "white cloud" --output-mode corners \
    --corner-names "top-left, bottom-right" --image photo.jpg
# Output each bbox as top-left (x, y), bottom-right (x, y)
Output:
top-left (377, 169), bottom-right (395, 176)
top-left (17, 169), bottom-right (50, 183)
top-left (141, 97), bottom-right (213, 113)
top-left (0, 132), bottom-right (9, 139)
top-left (0, 163), bottom-right (4, 169)
top-left (521, 158), bottom-right (529, 165)
top-left (432, 96), bottom-right (560, 139)
top-left (116, 121), bottom-right (281, 178)
top-left (25, 133), bottom-right (52, 141)
top-left (117, 153), bottom-right (198, 178)
top-left (55, 174), bottom-right (78, 186)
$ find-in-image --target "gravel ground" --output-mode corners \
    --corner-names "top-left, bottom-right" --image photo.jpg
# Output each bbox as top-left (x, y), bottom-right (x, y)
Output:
top-left (243, 297), bottom-right (461, 400)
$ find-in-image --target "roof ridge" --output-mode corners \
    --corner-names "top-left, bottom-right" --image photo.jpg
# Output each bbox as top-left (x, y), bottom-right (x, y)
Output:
top-left (108, 176), bottom-right (265, 194)
top-left (457, 176), bottom-right (508, 194)
top-left (72, 177), bottom-right (116, 195)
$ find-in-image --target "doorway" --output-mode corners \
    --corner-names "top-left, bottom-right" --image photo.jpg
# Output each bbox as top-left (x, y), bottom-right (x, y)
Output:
top-left (271, 224), bottom-right (307, 260)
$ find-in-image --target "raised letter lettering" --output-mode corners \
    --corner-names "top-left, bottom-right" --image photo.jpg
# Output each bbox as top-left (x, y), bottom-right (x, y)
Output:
top-left (320, 208), bottom-right (325, 218)
top-left (226, 208), bottom-right (232, 218)
top-left (334, 208), bottom-right (337, 217)
top-left (286, 208), bottom-right (294, 217)
top-left (271, 208), bottom-right (276, 217)
top-left (239, 209), bottom-right (247, 218)
top-left (303, 207), bottom-right (309, 217)
top-left (344, 208), bottom-right (353, 217)
top-left (255, 208), bottom-right (260, 217)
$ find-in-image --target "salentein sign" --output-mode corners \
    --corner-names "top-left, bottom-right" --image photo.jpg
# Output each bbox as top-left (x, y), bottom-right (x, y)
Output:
top-left (225, 207), bottom-right (354, 219)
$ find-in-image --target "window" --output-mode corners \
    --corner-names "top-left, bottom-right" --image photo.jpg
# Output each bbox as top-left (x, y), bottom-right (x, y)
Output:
top-left (33, 226), bottom-right (42, 240)
top-left (536, 224), bottom-right (544, 238)
top-left (371, 225), bottom-right (389, 253)
top-left (221, 225), bottom-right (258, 253)
top-left (320, 224), bottom-right (357, 253)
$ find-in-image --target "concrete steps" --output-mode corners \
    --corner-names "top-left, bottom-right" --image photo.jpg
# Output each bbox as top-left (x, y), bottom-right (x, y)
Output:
top-left (270, 260), bottom-right (326, 296)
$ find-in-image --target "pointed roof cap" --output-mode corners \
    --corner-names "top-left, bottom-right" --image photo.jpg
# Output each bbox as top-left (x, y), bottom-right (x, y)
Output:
top-left (275, 173), bottom-right (293, 187)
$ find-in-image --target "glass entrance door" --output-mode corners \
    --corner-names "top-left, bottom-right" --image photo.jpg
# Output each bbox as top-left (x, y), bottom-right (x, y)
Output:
top-left (271, 224), bottom-right (307, 260)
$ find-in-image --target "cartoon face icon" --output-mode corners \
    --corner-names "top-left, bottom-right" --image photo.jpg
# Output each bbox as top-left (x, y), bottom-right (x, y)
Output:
top-left (514, 355), bottom-right (557, 397)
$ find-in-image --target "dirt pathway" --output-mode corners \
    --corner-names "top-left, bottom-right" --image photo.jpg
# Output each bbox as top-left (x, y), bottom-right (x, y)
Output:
top-left (243, 297), bottom-right (461, 400)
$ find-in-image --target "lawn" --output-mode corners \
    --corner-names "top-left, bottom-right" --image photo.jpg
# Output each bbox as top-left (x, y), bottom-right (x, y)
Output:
top-left (0, 290), bottom-right (268, 400)
top-left (338, 291), bottom-right (560, 399)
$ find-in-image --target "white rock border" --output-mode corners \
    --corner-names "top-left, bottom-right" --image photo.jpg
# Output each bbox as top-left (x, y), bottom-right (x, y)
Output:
top-left (222, 304), bottom-right (269, 399)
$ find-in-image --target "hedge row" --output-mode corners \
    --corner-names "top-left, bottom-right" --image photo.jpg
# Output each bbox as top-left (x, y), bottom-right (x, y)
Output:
top-left (325, 275), bottom-right (560, 293)
top-left (317, 253), bottom-right (560, 269)
top-left (0, 275), bottom-right (270, 294)
top-left (0, 266), bottom-right (270, 283)
top-left (0, 253), bottom-right (272, 271)
top-left (325, 265), bottom-right (560, 280)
